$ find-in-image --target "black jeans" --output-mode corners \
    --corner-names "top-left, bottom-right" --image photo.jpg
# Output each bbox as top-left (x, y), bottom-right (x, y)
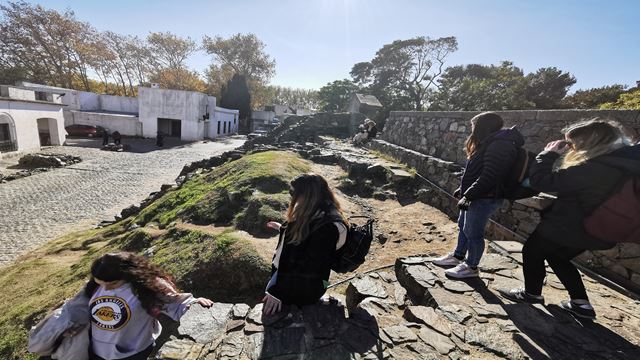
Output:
top-left (523, 231), bottom-right (589, 300)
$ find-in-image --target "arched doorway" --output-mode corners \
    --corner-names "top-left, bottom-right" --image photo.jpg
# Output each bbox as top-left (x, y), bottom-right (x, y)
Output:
top-left (37, 118), bottom-right (62, 146)
top-left (0, 113), bottom-right (17, 152)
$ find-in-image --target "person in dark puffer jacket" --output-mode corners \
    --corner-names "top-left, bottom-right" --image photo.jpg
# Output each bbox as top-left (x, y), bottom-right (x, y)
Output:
top-left (433, 112), bottom-right (522, 279)
top-left (263, 173), bottom-right (348, 315)
top-left (499, 119), bottom-right (640, 320)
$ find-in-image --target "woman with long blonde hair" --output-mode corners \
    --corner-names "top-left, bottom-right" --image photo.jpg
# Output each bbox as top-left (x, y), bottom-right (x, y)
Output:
top-left (263, 173), bottom-right (348, 314)
top-left (500, 119), bottom-right (640, 319)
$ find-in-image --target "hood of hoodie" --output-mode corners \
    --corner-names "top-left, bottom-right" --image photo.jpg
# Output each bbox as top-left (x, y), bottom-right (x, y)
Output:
top-left (482, 126), bottom-right (525, 148)
top-left (595, 143), bottom-right (640, 175)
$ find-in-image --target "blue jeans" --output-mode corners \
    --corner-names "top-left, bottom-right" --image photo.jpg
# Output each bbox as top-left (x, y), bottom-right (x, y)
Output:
top-left (453, 198), bottom-right (503, 268)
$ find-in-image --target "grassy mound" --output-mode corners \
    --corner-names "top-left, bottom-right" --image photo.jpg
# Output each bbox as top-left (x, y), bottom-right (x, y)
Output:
top-left (0, 150), bottom-right (309, 360)
top-left (135, 151), bottom-right (309, 230)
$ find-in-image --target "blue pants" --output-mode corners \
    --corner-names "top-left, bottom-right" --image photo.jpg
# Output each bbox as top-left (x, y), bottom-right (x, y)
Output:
top-left (454, 198), bottom-right (503, 267)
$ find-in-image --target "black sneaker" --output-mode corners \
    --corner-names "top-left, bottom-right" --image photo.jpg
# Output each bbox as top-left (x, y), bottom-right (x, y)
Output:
top-left (498, 288), bottom-right (545, 305)
top-left (560, 300), bottom-right (596, 320)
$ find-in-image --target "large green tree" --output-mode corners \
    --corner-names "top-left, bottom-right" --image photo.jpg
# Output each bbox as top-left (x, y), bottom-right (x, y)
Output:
top-left (525, 67), bottom-right (576, 109)
top-left (600, 89), bottom-right (640, 110)
top-left (563, 85), bottom-right (626, 109)
top-left (0, 1), bottom-right (102, 90)
top-left (317, 79), bottom-right (360, 112)
top-left (220, 74), bottom-right (252, 120)
top-left (350, 36), bottom-right (458, 111)
top-left (202, 33), bottom-right (276, 106)
top-left (431, 61), bottom-right (533, 111)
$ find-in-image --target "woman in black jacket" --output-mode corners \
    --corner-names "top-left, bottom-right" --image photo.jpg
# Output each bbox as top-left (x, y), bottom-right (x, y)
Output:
top-left (500, 119), bottom-right (640, 319)
top-left (263, 173), bottom-right (348, 315)
top-left (433, 112), bottom-right (522, 279)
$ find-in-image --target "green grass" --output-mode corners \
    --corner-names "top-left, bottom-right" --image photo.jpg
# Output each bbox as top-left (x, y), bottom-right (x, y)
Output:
top-left (0, 150), bottom-right (308, 359)
top-left (136, 151), bottom-right (309, 227)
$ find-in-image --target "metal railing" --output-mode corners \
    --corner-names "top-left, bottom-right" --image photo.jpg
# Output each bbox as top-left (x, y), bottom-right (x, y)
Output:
top-left (0, 140), bottom-right (17, 152)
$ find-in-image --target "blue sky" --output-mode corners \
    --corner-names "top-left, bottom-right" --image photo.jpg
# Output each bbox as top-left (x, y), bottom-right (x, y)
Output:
top-left (26, 0), bottom-right (640, 91)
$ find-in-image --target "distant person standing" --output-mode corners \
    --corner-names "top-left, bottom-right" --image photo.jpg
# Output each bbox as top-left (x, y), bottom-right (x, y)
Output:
top-left (102, 128), bottom-right (110, 146)
top-left (156, 131), bottom-right (164, 147)
top-left (112, 131), bottom-right (122, 145)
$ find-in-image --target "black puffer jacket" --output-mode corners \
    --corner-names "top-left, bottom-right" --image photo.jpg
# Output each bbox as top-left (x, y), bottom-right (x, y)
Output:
top-left (461, 128), bottom-right (524, 200)
top-left (530, 144), bottom-right (640, 250)
top-left (267, 204), bottom-right (341, 305)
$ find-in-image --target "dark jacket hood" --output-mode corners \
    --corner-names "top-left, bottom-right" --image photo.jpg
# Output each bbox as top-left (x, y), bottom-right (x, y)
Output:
top-left (483, 126), bottom-right (525, 147)
top-left (594, 144), bottom-right (640, 175)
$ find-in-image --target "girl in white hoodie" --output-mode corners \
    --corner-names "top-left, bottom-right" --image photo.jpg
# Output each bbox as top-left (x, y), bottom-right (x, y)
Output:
top-left (85, 252), bottom-right (213, 360)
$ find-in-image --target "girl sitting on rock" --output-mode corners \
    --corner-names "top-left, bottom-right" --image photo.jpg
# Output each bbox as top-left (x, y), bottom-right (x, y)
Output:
top-left (263, 173), bottom-right (348, 315)
top-left (86, 252), bottom-right (213, 359)
top-left (499, 119), bottom-right (640, 319)
top-left (432, 112), bottom-right (523, 278)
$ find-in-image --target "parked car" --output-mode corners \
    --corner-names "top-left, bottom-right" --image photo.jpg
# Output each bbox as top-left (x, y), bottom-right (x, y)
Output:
top-left (65, 124), bottom-right (105, 138)
top-left (247, 130), bottom-right (268, 139)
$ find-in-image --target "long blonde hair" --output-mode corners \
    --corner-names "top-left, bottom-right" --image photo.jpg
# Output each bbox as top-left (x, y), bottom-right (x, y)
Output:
top-left (561, 118), bottom-right (629, 169)
top-left (285, 173), bottom-right (346, 245)
top-left (465, 112), bottom-right (504, 158)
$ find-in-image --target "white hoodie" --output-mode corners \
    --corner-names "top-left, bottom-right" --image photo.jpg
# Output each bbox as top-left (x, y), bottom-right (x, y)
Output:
top-left (89, 282), bottom-right (196, 359)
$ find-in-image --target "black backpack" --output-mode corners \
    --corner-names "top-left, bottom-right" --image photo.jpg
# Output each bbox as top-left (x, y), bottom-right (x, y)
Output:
top-left (312, 215), bottom-right (375, 273)
top-left (502, 146), bottom-right (539, 200)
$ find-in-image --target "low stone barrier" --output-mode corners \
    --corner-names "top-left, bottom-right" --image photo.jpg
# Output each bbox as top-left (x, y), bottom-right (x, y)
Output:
top-left (369, 139), bottom-right (640, 294)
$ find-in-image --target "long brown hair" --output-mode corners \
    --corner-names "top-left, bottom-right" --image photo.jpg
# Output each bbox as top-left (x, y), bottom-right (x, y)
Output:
top-left (85, 252), bottom-right (179, 314)
top-left (561, 118), bottom-right (629, 169)
top-left (465, 112), bottom-right (504, 158)
top-left (285, 173), bottom-right (346, 245)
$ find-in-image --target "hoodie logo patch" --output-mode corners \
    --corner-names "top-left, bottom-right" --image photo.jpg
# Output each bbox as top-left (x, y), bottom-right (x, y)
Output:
top-left (90, 296), bottom-right (131, 331)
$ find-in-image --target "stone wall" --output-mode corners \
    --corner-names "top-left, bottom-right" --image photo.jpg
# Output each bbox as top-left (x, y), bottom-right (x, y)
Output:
top-left (369, 137), bottom-right (640, 294)
top-left (382, 110), bottom-right (640, 166)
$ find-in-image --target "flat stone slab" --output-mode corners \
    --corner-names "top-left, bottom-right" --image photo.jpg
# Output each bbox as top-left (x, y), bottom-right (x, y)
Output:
top-left (465, 324), bottom-right (525, 360)
top-left (437, 304), bottom-right (473, 324)
top-left (403, 306), bottom-right (451, 336)
top-left (480, 253), bottom-right (519, 273)
top-left (346, 275), bottom-right (388, 312)
top-left (418, 326), bottom-right (456, 355)
top-left (396, 261), bottom-right (437, 300)
top-left (442, 280), bottom-right (475, 293)
top-left (382, 325), bottom-right (418, 344)
top-left (471, 304), bottom-right (509, 319)
top-left (178, 303), bottom-right (234, 344)
top-left (494, 240), bottom-right (524, 253)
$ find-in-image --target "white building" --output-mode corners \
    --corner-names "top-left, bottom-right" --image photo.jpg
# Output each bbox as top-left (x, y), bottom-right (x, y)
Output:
top-left (18, 83), bottom-right (239, 142)
top-left (0, 85), bottom-right (66, 156)
top-left (138, 87), bottom-right (238, 141)
top-left (18, 81), bottom-right (140, 137)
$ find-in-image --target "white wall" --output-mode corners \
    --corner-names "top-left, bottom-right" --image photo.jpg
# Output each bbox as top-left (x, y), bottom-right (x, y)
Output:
top-left (211, 106), bottom-right (239, 137)
top-left (99, 94), bottom-right (138, 114)
top-left (77, 91), bottom-right (99, 111)
top-left (0, 100), bottom-right (66, 154)
top-left (0, 86), bottom-right (36, 101)
top-left (138, 87), bottom-right (208, 141)
top-left (68, 111), bottom-right (141, 136)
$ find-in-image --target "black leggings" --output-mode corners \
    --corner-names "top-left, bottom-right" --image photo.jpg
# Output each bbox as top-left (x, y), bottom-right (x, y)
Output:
top-left (523, 231), bottom-right (589, 300)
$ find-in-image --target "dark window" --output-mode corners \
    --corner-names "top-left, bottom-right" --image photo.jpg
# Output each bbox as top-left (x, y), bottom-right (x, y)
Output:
top-left (217, 121), bottom-right (221, 134)
top-left (223, 122), bottom-right (227, 134)
top-left (35, 92), bottom-right (48, 101)
top-left (0, 124), bottom-right (10, 141)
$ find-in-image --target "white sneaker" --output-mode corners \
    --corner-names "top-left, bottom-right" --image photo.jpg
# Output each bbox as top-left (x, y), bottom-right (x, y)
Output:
top-left (445, 262), bottom-right (479, 279)
top-left (432, 252), bottom-right (463, 267)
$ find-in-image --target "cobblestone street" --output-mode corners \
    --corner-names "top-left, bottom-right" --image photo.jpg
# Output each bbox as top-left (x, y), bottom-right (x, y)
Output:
top-left (0, 137), bottom-right (245, 266)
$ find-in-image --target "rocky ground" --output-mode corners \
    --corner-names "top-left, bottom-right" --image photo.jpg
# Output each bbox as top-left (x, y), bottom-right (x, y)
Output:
top-left (155, 140), bottom-right (640, 360)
